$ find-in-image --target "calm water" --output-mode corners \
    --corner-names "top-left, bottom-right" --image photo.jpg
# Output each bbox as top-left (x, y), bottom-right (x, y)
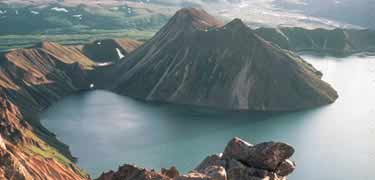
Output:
top-left (41, 55), bottom-right (375, 179)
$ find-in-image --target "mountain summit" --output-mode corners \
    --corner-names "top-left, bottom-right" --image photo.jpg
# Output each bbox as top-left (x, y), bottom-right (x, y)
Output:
top-left (111, 8), bottom-right (338, 111)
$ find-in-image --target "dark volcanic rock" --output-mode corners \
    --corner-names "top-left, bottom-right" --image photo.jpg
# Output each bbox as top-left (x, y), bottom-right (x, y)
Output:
top-left (223, 137), bottom-right (295, 171)
top-left (97, 164), bottom-right (170, 180)
top-left (195, 154), bottom-right (225, 172)
top-left (98, 137), bottom-right (295, 180)
top-left (162, 166), bottom-right (180, 178)
top-left (222, 137), bottom-right (254, 162)
top-left (275, 160), bottom-right (296, 177)
top-left (112, 8), bottom-right (338, 111)
top-left (227, 167), bottom-right (280, 180)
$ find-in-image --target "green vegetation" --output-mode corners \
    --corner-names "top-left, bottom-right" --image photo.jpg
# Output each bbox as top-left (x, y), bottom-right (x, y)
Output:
top-left (0, 3), bottom-right (170, 52)
top-left (0, 29), bottom-right (156, 52)
top-left (28, 145), bottom-right (72, 166)
top-left (24, 130), bottom-right (89, 178)
top-left (0, 4), bottom-right (169, 34)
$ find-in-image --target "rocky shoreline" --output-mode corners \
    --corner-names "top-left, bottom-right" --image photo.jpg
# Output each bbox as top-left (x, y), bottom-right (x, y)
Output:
top-left (97, 137), bottom-right (296, 180)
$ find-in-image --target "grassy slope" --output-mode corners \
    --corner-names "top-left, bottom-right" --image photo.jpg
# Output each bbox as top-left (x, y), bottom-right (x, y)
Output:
top-left (0, 3), bottom-right (170, 52)
top-left (0, 29), bottom-right (156, 52)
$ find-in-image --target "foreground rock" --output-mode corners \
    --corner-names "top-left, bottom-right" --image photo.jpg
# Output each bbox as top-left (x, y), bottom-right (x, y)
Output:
top-left (223, 138), bottom-right (294, 170)
top-left (112, 8), bottom-right (338, 111)
top-left (97, 137), bottom-right (296, 180)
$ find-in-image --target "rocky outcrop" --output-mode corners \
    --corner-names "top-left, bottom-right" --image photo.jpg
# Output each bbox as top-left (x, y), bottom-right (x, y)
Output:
top-left (255, 27), bottom-right (375, 56)
top-left (111, 8), bottom-right (338, 111)
top-left (97, 137), bottom-right (296, 180)
top-left (96, 164), bottom-right (170, 180)
top-left (222, 138), bottom-right (294, 170)
top-left (162, 166), bottom-right (180, 178)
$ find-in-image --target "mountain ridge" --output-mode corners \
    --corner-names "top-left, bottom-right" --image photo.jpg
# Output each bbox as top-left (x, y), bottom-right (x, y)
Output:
top-left (111, 8), bottom-right (338, 111)
top-left (255, 27), bottom-right (375, 56)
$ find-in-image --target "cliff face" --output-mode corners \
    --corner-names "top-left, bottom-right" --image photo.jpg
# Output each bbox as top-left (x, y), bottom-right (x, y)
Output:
top-left (111, 8), bottom-right (338, 111)
top-left (0, 41), bottom-right (96, 180)
top-left (97, 137), bottom-right (296, 180)
top-left (255, 27), bottom-right (375, 56)
top-left (0, 95), bottom-right (88, 180)
top-left (0, 39), bottom-right (142, 180)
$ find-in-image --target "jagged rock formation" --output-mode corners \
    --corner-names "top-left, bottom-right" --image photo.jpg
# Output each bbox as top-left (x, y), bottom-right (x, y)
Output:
top-left (0, 37), bottom-right (143, 179)
top-left (111, 8), bottom-right (338, 111)
top-left (255, 27), bottom-right (375, 56)
top-left (82, 39), bottom-right (143, 63)
top-left (97, 137), bottom-right (296, 180)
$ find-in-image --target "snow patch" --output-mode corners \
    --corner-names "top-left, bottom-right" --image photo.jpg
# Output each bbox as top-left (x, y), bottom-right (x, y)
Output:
top-left (73, 14), bottom-right (82, 20)
top-left (116, 48), bottom-right (125, 59)
top-left (51, 7), bottom-right (69, 13)
top-left (30, 10), bottom-right (40, 15)
top-left (97, 62), bottom-right (113, 66)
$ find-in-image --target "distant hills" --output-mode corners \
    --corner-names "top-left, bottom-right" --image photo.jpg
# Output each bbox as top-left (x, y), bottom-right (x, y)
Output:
top-left (275, 0), bottom-right (375, 29)
top-left (255, 27), bottom-right (375, 56)
top-left (0, 3), bottom-right (169, 35)
top-left (0, 0), bottom-right (373, 35)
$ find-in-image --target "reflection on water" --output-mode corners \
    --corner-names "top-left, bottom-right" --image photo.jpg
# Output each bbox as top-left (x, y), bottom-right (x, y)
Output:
top-left (41, 55), bottom-right (375, 179)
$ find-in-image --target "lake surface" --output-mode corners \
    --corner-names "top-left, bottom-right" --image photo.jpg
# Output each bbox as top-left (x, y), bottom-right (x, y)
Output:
top-left (41, 55), bottom-right (375, 179)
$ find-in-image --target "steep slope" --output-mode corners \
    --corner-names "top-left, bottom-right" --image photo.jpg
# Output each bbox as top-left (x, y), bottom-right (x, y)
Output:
top-left (0, 103), bottom-right (88, 180)
top-left (0, 41), bottom-right (98, 179)
top-left (0, 37), bottom-right (145, 179)
top-left (1, 42), bottom-right (95, 113)
top-left (112, 8), bottom-right (338, 111)
top-left (255, 27), bottom-right (375, 56)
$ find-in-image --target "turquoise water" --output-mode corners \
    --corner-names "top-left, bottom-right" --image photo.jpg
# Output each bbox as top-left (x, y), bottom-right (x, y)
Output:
top-left (41, 55), bottom-right (375, 179)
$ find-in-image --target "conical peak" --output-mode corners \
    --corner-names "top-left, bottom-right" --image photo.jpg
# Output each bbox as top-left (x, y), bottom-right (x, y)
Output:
top-left (172, 8), bottom-right (224, 29)
top-left (224, 18), bottom-right (249, 30)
